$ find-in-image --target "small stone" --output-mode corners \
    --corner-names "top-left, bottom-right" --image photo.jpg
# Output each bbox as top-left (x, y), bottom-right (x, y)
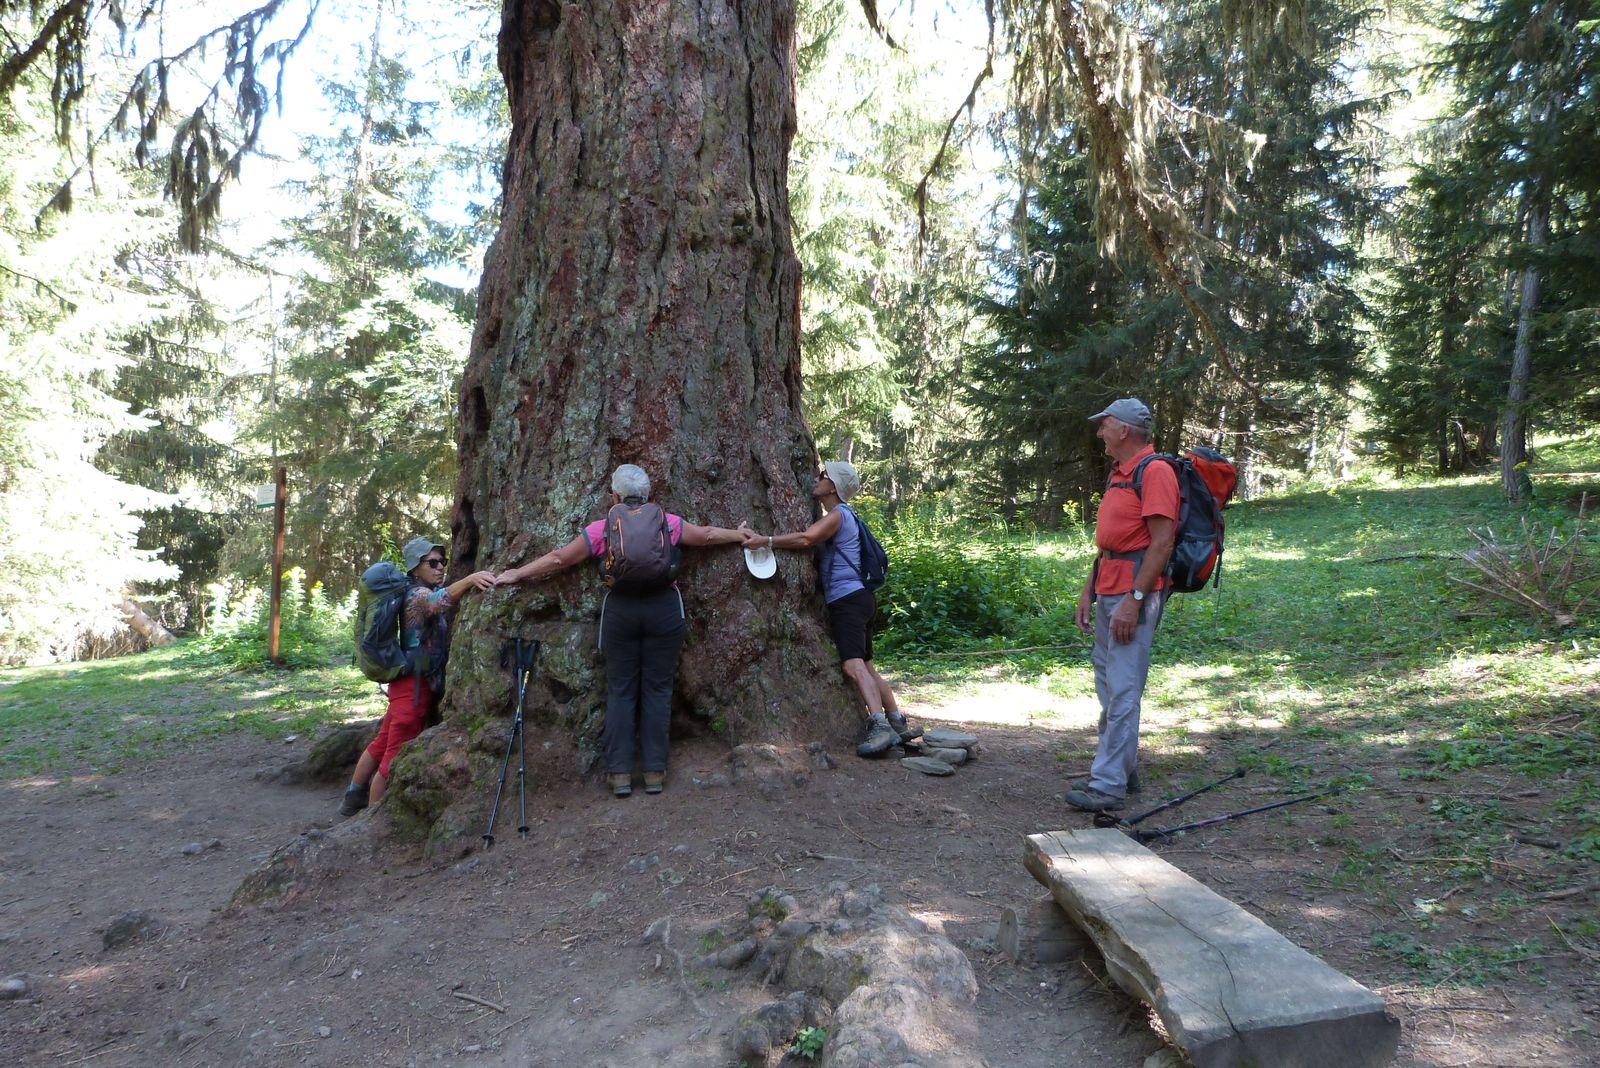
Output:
top-left (283, 734), bottom-right (299, 744)
top-left (463, 1044), bottom-right (482, 1054)
top-left (0, 977), bottom-right (29, 1000)
top-left (102, 910), bottom-right (166, 951)
top-left (924, 747), bottom-right (969, 766)
top-left (180, 842), bottom-right (204, 856)
top-left (900, 756), bottom-right (955, 777)
top-left (450, 858), bottom-right (482, 876)
top-left (691, 772), bottom-right (731, 789)
top-left (205, 838), bottom-right (223, 850)
top-left (922, 728), bottom-right (977, 749)
top-left (588, 891), bottom-right (609, 907)
top-left (317, 1026), bottom-right (332, 1038)
top-left (840, 892), bottom-right (876, 920)
top-left (626, 853), bottom-right (659, 874)
top-left (670, 844), bottom-right (690, 855)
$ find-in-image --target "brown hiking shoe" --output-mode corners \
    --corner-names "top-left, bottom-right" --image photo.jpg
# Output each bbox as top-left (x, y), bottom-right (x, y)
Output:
top-left (643, 772), bottom-right (665, 795)
top-left (886, 711), bottom-right (922, 742)
top-left (609, 773), bottom-right (632, 798)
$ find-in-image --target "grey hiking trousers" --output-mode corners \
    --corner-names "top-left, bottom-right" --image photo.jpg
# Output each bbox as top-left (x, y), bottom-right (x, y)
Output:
top-left (599, 589), bottom-right (687, 774)
top-left (1088, 589), bottom-right (1166, 799)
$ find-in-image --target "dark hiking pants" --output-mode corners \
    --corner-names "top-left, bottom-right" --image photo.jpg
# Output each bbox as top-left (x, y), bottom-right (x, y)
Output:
top-left (599, 589), bottom-right (686, 774)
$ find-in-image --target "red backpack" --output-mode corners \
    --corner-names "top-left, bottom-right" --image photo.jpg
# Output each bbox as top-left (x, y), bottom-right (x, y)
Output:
top-left (1120, 447), bottom-right (1237, 592)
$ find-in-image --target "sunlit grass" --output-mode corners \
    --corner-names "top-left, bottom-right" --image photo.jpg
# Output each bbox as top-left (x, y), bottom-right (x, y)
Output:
top-left (0, 640), bottom-right (382, 778)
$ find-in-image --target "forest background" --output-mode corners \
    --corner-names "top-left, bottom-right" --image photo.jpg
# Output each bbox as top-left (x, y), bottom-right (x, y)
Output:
top-left (0, 0), bottom-right (1596, 666)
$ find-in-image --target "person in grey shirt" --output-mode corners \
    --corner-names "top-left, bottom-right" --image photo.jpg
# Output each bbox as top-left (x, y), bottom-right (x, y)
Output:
top-left (743, 460), bottom-right (920, 757)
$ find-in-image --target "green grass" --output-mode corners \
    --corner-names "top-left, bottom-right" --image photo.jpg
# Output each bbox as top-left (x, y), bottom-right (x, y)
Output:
top-left (0, 640), bottom-right (380, 779)
top-left (882, 441), bottom-right (1600, 912)
top-left (887, 445), bottom-right (1599, 740)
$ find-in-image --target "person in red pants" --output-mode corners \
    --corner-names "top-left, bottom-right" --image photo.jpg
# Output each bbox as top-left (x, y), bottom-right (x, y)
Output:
top-left (340, 538), bottom-right (497, 815)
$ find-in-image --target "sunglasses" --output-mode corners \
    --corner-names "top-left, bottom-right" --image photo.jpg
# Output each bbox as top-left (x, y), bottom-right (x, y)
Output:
top-left (421, 557), bottom-right (447, 568)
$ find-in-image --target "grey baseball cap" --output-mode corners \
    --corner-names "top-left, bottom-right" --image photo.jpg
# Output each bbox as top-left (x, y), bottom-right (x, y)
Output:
top-left (1088, 397), bottom-right (1152, 431)
top-left (401, 536), bottom-right (444, 572)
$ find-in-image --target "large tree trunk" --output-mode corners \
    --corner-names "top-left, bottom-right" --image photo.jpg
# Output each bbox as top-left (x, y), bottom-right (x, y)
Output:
top-left (388, 0), bottom-right (855, 848)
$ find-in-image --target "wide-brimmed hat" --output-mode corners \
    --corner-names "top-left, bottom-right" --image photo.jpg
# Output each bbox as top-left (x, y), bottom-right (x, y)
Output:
top-left (401, 536), bottom-right (444, 572)
top-left (743, 544), bottom-right (777, 580)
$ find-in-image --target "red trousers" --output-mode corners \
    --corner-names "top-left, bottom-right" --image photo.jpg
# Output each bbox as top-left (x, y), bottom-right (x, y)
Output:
top-left (365, 675), bottom-right (435, 778)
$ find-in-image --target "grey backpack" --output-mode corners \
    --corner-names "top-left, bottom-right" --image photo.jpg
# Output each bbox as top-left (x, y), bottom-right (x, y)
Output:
top-left (600, 500), bottom-right (681, 594)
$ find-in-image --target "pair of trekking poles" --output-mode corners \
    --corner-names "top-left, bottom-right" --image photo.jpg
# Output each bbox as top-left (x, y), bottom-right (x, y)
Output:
top-left (1092, 766), bottom-right (1331, 842)
top-left (482, 636), bottom-right (540, 849)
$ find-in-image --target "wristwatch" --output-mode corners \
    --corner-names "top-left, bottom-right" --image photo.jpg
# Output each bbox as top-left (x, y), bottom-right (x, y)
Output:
top-left (1131, 589), bottom-right (1146, 602)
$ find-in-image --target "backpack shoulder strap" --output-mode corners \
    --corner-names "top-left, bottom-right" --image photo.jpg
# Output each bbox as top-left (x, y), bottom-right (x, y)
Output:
top-left (1110, 453), bottom-right (1167, 498)
top-left (1130, 453), bottom-right (1175, 498)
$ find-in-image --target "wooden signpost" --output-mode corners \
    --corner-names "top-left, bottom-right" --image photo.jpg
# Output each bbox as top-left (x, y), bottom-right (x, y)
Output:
top-left (267, 468), bottom-right (286, 664)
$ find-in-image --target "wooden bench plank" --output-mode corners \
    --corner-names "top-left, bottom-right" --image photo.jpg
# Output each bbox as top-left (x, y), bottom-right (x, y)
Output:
top-left (1026, 829), bottom-right (1398, 1068)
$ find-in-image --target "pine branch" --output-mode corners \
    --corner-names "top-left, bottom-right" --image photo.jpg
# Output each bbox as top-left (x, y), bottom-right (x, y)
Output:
top-left (0, 0), bottom-right (89, 105)
top-left (0, 260), bottom-right (77, 309)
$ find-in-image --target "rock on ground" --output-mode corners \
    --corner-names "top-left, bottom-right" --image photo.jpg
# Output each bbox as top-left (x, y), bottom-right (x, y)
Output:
top-left (708, 881), bottom-right (984, 1067)
top-left (901, 756), bottom-right (955, 776)
top-left (102, 911), bottom-right (166, 952)
top-left (229, 819), bottom-right (379, 910)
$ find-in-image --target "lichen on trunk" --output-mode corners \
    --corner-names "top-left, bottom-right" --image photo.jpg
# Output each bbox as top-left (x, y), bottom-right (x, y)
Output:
top-left (389, 0), bottom-right (857, 845)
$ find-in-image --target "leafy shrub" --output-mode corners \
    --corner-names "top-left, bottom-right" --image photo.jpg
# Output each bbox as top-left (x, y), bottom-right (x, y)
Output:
top-left (869, 500), bottom-right (1049, 653)
top-left (190, 568), bottom-right (355, 670)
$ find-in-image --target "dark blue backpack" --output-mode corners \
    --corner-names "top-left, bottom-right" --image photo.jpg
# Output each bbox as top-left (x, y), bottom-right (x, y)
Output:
top-left (824, 509), bottom-right (889, 593)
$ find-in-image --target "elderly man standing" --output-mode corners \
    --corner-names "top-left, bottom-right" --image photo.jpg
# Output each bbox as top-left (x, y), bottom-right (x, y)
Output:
top-left (1066, 398), bottom-right (1179, 813)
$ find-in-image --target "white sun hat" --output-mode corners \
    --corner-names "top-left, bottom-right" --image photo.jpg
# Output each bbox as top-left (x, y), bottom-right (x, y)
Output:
top-left (743, 544), bottom-right (778, 580)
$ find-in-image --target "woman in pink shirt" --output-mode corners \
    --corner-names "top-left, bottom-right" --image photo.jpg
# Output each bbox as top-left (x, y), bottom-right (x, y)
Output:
top-left (495, 465), bottom-right (746, 796)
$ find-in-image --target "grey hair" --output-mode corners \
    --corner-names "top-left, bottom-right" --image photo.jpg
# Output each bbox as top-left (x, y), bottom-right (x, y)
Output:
top-left (611, 464), bottom-right (651, 500)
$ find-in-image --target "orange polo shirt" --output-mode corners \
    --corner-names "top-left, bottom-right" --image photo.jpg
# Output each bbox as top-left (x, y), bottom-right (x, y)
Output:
top-left (1094, 445), bottom-right (1180, 596)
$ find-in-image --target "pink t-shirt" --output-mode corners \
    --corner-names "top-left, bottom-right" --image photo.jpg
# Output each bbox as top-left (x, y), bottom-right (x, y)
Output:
top-left (584, 512), bottom-right (684, 558)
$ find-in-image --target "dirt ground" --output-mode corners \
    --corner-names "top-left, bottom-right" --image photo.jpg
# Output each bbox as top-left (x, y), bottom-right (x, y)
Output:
top-left (1, 678), bottom-right (1596, 1067)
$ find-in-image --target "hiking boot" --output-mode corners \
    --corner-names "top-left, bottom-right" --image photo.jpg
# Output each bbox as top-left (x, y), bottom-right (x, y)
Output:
top-left (857, 713), bottom-right (899, 757)
top-left (609, 773), bottom-right (633, 798)
top-left (886, 710), bottom-right (922, 743)
top-left (1072, 770), bottom-right (1140, 793)
top-left (1064, 787), bottom-right (1125, 813)
top-left (643, 771), bottom-right (665, 795)
top-left (338, 782), bottom-right (369, 817)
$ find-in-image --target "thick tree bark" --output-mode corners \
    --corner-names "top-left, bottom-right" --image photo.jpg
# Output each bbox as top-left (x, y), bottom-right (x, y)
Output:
top-left (388, 0), bottom-right (855, 847)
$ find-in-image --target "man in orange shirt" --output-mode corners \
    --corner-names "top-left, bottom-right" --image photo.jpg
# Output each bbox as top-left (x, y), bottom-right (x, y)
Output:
top-left (1066, 398), bottom-right (1179, 812)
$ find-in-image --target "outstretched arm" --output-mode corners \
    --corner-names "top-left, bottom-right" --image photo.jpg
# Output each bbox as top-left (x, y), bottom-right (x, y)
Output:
top-left (679, 522), bottom-right (747, 548)
top-left (743, 508), bottom-right (843, 551)
top-left (496, 535), bottom-right (591, 586)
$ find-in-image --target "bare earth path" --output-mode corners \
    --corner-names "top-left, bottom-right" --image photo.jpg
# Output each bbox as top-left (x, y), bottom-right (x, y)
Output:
top-left (2, 678), bottom-right (1596, 1066)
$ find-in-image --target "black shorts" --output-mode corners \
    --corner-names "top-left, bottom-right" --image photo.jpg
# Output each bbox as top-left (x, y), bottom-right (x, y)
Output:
top-left (826, 589), bottom-right (875, 663)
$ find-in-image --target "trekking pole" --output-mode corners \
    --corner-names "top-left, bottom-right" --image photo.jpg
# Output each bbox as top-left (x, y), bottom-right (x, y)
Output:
top-left (484, 637), bottom-right (534, 849)
top-left (1133, 790), bottom-right (1329, 843)
top-left (1093, 767), bottom-right (1247, 829)
top-left (515, 639), bottom-right (538, 840)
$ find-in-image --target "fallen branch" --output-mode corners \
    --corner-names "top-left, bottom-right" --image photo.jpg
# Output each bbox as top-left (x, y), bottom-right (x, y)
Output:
top-left (450, 991), bottom-right (506, 1013)
top-left (1534, 881), bottom-right (1600, 901)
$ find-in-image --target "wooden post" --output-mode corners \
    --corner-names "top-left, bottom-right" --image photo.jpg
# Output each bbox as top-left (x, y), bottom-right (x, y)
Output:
top-left (269, 466), bottom-right (286, 664)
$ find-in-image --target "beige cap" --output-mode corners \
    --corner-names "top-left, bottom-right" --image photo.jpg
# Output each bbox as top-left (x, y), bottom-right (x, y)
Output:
top-left (822, 460), bottom-right (861, 501)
